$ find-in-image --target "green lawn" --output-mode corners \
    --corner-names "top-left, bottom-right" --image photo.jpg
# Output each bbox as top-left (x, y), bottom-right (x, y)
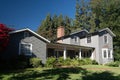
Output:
top-left (0, 65), bottom-right (120, 80)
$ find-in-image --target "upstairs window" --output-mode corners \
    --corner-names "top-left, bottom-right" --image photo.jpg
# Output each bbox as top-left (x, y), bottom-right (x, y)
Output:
top-left (74, 36), bottom-right (77, 42)
top-left (87, 35), bottom-right (91, 43)
top-left (104, 36), bottom-right (108, 44)
top-left (74, 36), bottom-right (79, 43)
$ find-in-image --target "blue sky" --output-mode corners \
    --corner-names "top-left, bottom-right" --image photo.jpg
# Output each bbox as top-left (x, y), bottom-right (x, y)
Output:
top-left (0, 0), bottom-right (76, 31)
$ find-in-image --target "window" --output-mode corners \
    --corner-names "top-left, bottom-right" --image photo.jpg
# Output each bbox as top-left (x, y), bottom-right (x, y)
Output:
top-left (87, 35), bottom-right (91, 43)
top-left (74, 36), bottom-right (78, 43)
top-left (102, 48), bottom-right (107, 58)
top-left (102, 48), bottom-right (113, 59)
top-left (24, 32), bottom-right (29, 37)
top-left (74, 36), bottom-right (77, 42)
top-left (108, 50), bottom-right (113, 58)
top-left (103, 50), bottom-right (107, 58)
top-left (108, 50), bottom-right (111, 58)
top-left (19, 42), bottom-right (32, 56)
top-left (104, 36), bottom-right (107, 44)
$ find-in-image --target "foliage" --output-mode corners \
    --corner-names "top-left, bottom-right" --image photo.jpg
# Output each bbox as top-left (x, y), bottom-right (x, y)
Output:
top-left (92, 60), bottom-right (98, 65)
top-left (0, 55), bottom-right (28, 70)
top-left (0, 24), bottom-right (14, 51)
top-left (79, 58), bottom-right (93, 65)
top-left (30, 57), bottom-right (42, 68)
top-left (47, 57), bottom-right (97, 68)
top-left (106, 61), bottom-right (120, 67)
top-left (90, 0), bottom-right (120, 61)
top-left (71, 58), bottom-right (80, 67)
top-left (11, 55), bottom-right (29, 69)
top-left (37, 14), bottom-right (73, 41)
top-left (74, 0), bottom-right (96, 32)
top-left (45, 57), bottom-right (56, 68)
top-left (1, 65), bottom-right (120, 80)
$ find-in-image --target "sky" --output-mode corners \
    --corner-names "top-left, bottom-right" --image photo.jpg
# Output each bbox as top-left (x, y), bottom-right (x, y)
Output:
top-left (0, 0), bottom-right (76, 31)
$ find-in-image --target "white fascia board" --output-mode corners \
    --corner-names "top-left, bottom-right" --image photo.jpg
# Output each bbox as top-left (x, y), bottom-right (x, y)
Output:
top-left (99, 28), bottom-right (116, 37)
top-left (9, 28), bottom-right (50, 43)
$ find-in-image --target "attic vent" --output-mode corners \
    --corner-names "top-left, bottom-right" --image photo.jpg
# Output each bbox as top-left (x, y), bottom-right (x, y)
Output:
top-left (24, 32), bottom-right (29, 37)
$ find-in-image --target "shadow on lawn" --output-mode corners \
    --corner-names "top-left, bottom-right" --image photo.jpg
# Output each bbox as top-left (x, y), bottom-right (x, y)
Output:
top-left (1, 67), bottom-right (120, 80)
top-left (8, 67), bottom-right (87, 80)
top-left (82, 71), bottom-right (120, 80)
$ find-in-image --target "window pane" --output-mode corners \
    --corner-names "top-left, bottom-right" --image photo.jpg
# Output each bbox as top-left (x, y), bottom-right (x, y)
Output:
top-left (104, 50), bottom-right (106, 58)
top-left (87, 35), bottom-right (91, 43)
top-left (104, 36), bottom-right (107, 43)
top-left (108, 50), bottom-right (111, 58)
top-left (20, 43), bottom-right (31, 55)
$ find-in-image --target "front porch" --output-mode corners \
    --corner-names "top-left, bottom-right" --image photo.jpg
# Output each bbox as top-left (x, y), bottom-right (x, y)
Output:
top-left (47, 43), bottom-right (94, 60)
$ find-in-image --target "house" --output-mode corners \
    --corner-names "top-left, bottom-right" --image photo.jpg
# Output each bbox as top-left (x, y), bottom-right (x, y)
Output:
top-left (56, 26), bottom-right (116, 64)
top-left (1, 28), bottom-right (50, 63)
top-left (1, 27), bottom-right (115, 64)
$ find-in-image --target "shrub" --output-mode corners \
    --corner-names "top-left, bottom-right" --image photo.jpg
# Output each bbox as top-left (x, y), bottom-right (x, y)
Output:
top-left (30, 57), bottom-right (42, 68)
top-left (45, 57), bottom-right (56, 68)
top-left (106, 61), bottom-right (120, 67)
top-left (92, 60), bottom-right (98, 65)
top-left (11, 55), bottom-right (28, 69)
top-left (63, 57), bottom-right (72, 66)
top-left (71, 59), bottom-right (79, 67)
top-left (77, 58), bottom-right (93, 65)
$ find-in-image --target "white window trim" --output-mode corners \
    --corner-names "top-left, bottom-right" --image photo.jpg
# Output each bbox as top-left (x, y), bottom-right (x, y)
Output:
top-left (102, 48), bottom-right (113, 59)
top-left (74, 36), bottom-right (78, 43)
top-left (110, 50), bottom-right (113, 58)
top-left (87, 36), bottom-right (91, 43)
top-left (19, 42), bottom-right (32, 56)
top-left (102, 48), bottom-right (108, 59)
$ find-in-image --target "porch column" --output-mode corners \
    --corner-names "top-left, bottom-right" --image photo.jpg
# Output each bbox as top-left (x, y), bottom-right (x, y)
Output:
top-left (63, 47), bottom-right (66, 60)
top-left (79, 48), bottom-right (82, 59)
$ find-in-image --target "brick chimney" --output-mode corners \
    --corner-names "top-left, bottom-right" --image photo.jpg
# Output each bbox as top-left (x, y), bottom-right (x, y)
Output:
top-left (57, 26), bottom-right (65, 38)
top-left (57, 26), bottom-right (64, 43)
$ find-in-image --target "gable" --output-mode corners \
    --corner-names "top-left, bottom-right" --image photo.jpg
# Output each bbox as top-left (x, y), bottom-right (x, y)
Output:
top-left (9, 28), bottom-right (50, 43)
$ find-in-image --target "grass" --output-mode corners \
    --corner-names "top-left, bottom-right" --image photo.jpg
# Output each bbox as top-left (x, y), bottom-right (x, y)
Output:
top-left (0, 65), bottom-right (120, 80)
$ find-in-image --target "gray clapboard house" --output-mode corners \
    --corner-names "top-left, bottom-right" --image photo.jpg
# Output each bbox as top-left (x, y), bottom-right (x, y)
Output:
top-left (57, 27), bottom-right (116, 64)
top-left (2, 28), bottom-right (50, 63)
top-left (2, 27), bottom-right (115, 64)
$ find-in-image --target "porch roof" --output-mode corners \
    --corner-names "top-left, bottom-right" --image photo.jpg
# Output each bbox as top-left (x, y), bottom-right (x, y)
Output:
top-left (47, 43), bottom-right (94, 50)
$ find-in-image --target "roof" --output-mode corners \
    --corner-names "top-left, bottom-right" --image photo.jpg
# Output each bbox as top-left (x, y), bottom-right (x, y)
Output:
top-left (47, 43), bottom-right (94, 50)
top-left (99, 28), bottom-right (116, 37)
top-left (9, 28), bottom-right (50, 43)
top-left (57, 29), bottom-right (88, 40)
top-left (70, 29), bottom-right (89, 35)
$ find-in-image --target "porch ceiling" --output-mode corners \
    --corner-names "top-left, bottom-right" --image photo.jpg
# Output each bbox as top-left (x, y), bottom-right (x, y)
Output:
top-left (47, 43), bottom-right (94, 50)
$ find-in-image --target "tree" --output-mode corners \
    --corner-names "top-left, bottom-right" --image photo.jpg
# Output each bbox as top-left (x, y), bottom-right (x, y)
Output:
top-left (0, 24), bottom-right (13, 52)
top-left (64, 16), bottom-right (72, 35)
top-left (37, 14), bottom-right (73, 41)
top-left (74, 0), bottom-right (96, 32)
top-left (90, 0), bottom-right (120, 61)
top-left (74, 0), bottom-right (81, 30)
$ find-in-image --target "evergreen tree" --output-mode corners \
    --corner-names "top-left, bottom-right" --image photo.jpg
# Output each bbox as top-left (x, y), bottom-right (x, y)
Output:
top-left (58, 14), bottom-right (64, 26)
top-left (74, 0), bottom-right (95, 32)
top-left (74, 0), bottom-right (81, 30)
top-left (37, 14), bottom-right (73, 41)
top-left (90, 0), bottom-right (120, 61)
top-left (64, 16), bottom-right (72, 35)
